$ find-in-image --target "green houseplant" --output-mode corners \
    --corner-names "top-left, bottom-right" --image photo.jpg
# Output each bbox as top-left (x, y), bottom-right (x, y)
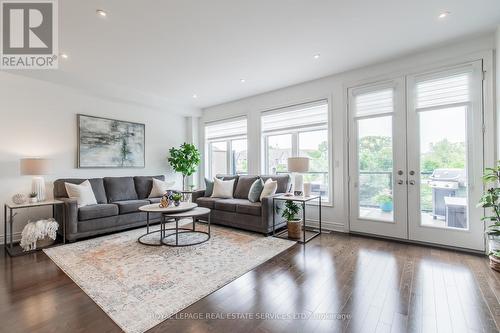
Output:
top-left (168, 143), bottom-right (201, 191)
top-left (374, 190), bottom-right (393, 213)
top-left (172, 192), bottom-right (183, 206)
top-left (281, 200), bottom-right (302, 239)
top-left (477, 161), bottom-right (500, 269)
top-left (29, 192), bottom-right (38, 204)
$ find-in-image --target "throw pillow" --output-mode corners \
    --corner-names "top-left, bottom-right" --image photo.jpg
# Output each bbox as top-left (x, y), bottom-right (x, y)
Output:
top-left (260, 178), bottom-right (278, 201)
top-left (248, 178), bottom-right (264, 203)
top-left (205, 177), bottom-right (214, 197)
top-left (65, 180), bottom-right (98, 207)
top-left (149, 178), bottom-right (174, 198)
top-left (211, 178), bottom-right (235, 199)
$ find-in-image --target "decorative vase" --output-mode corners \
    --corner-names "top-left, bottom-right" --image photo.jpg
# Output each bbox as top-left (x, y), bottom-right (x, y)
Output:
top-left (12, 193), bottom-right (28, 205)
top-left (380, 202), bottom-right (393, 213)
top-left (287, 219), bottom-right (302, 239)
top-left (174, 200), bottom-right (180, 207)
top-left (303, 183), bottom-right (312, 197)
top-left (29, 197), bottom-right (38, 204)
top-left (159, 195), bottom-right (170, 208)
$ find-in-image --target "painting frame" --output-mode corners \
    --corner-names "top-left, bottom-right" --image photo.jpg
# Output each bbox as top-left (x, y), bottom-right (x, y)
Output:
top-left (77, 114), bottom-right (146, 168)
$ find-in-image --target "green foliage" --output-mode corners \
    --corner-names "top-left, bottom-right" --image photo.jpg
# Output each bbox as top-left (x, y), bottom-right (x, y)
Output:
top-left (168, 143), bottom-right (201, 177)
top-left (359, 136), bottom-right (392, 171)
top-left (374, 190), bottom-right (392, 205)
top-left (29, 192), bottom-right (37, 198)
top-left (421, 139), bottom-right (465, 173)
top-left (490, 249), bottom-right (500, 258)
top-left (172, 192), bottom-right (182, 202)
top-left (281, 200), bottom-right (301, 221)
top-left (477, 161), bottom-right (500, 237)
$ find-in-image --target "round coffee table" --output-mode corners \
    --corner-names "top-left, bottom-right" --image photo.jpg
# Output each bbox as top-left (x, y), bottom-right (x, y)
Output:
top-left (137, 203), bottom-right (211, 247)
top-left (161, 207), bottom-right (211, 247)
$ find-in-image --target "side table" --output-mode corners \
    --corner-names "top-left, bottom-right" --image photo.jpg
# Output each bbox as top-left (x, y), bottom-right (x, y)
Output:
top-left (272, 195), bottom-right (322, 244)
top-left (4, 200), bottom-right (66, 256)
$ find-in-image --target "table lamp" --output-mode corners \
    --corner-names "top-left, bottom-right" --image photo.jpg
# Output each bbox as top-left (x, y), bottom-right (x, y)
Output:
top-left (287, 157), bottom-right (309, 196)
top-left (20, 158), bottom-right (51, 202)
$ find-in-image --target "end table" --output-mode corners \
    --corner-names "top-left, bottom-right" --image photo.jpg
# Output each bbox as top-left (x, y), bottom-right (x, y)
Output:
top-left (272, 195), bottom-right (322, 244)
top-left (4, 200), bottom-right (66, 256)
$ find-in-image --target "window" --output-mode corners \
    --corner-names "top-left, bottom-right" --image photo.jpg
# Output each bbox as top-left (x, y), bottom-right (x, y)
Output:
top-left (205, 117), bottom-right (248, 178)
top-left (262, 101), bottom-right (330, 201)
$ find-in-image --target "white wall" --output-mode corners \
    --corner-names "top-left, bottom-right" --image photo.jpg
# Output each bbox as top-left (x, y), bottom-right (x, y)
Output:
top-left (0, 72), bottom-right (189, 243)
top-left (201, 34), bottom-right (496, 233)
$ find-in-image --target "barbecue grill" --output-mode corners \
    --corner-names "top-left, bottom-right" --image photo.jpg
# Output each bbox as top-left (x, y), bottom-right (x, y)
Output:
top-left (428, 168), bottom-right (466, 219)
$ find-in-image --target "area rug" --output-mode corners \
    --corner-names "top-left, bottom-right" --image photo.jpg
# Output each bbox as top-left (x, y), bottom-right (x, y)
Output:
top-left (43, 223), bottom-right (295, 333)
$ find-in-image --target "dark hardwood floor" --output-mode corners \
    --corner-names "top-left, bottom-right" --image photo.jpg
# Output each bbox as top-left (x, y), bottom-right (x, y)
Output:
top-left (1, 232), bottom-right (499, 333)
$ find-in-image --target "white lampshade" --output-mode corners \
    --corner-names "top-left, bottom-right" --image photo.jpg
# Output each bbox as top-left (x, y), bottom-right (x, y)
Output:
top-left (20, 158), bottom-right (51, 175)
top-left (287, 157), bottom-right (309, 173)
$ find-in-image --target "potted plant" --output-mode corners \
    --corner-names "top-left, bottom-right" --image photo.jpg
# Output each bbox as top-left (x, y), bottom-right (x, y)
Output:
top-left (489, 249), bottom-right (500, 272)
top-left (477, 162), bottom-right (500, 256)
top-left (29, 192), bottom-right (38, 204)
top-left (172, 192), bottom-right (183, 206)
top-left (168, 143), bottom-right (201, 191)
top-left (281, 200), bottom-right (302, 239)
top-left (374, 190), bottom-right (393, 213)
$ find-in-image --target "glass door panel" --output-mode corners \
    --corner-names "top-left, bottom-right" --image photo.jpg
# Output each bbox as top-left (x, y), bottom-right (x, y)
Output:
top-left (418, 106), bottom-right (468, 230)
top-left (210, 141), bottom-right (227, 176)
top-left (357, 116), bottom-right (394, 222)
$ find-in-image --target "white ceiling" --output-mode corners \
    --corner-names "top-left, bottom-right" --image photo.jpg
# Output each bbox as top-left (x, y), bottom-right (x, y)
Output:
top-left (11, 0), bottom-right (500, 114)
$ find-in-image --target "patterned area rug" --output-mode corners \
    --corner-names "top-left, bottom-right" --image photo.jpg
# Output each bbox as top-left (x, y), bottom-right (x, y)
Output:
top-left (43, 223), bottom-right (295, 333)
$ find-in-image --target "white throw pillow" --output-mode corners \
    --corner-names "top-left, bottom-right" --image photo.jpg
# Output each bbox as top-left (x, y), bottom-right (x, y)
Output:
top-left (211, 178), bottom-right (235, 199)
top-left (149, 178), bottom-right (174, 198)
top-left (260, 178), bottom-right (278, 201)
top-left (65, 180), bottom-right (98, 208)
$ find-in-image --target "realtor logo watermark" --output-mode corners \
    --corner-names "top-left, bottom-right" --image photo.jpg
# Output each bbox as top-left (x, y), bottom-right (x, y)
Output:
top-left (1, 0), bottom-right (58, 69)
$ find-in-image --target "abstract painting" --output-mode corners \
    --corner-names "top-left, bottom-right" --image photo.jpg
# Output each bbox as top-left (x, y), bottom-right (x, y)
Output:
top-left (78, 115), bottom-right (145, 168)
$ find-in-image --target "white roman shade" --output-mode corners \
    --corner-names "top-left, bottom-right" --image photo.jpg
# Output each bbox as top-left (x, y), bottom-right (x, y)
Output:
top-left (261, 100), bottom-right (328, 133)
top-left (416, 72), bottom-right (470, 109)
top-left (205, 117), bottom-right (247, 140)
top-left (354, 89), bottom-right (393, 117)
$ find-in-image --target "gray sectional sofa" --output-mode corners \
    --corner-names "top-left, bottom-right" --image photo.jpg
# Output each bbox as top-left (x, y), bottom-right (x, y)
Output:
top-left (54, 176), bottom-right (165, 241)
top-left (192, 174), bottom-right (291, 234)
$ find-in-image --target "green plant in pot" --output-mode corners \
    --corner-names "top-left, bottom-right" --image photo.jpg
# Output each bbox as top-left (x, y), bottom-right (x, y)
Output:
top-left (172, 192), bottom-right (183, 206)
top-left (374, 190), bottom-right (393, 213)
top-left (168, 143), bottom-right (201, 191)
top-left (281, 200), bottom-right (302, 239)
top-left (477, 161), bottom-right (500, 269)
top-left (29, 192), bottom-right (38, 203)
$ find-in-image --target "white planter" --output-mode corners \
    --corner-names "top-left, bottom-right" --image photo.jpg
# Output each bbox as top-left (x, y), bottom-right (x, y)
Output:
top-left (29, 197), bottom-right (38, 204)
top-left (488, 235), bottom-right (500, 252)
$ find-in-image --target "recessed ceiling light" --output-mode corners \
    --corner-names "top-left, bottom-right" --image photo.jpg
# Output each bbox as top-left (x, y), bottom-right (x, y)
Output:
top-left (96, 9), bottom-right (107, 17)
top-left (438, 11), bottom-right (450, 19)
top-left (60, 53), bottom-right (68, 59)
top-left (313, 54), bottom-right (320, 59)
top-left (240, 78), bottom-right (246, 83)
top-left (192, 94), bottom-right (198, 99)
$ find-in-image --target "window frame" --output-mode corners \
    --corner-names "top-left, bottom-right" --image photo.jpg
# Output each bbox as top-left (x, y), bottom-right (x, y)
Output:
top-left (261, 101), bottom-right (331, 204)
top-left (205, 117), bottom-right (248, 179)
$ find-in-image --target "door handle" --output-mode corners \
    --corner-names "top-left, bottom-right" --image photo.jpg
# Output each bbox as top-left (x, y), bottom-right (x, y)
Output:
top-left (397, 179), bottom-right (404, 185)
top-left (409, 180), bottom-right (416, 185)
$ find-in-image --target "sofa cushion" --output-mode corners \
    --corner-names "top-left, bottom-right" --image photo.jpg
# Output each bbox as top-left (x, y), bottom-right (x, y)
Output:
top-left (216, 174), bottom-right (239, 193)
top-left (78, 204), bottom-right (119, 221)
top-left (214, 199), bottom-right (240, 212)
top-left (54, 178), bottom-right (107, 204)
top-left (248, 178), bottom-right (264, 203)
top-left (204, 178), bottom-right (214, 197)
top-left (134, 175), bottom-right (165, 199)
top-left (234, 176), bottom-right (259, 199)
top-left (113, 200), bottom-right (150, 214)
top-left (196, 197), bottom-right (220, 209)
top-left (236, 200), bottom-right (262, 216)
top-left (104, 177), bottom-right (139, 202)
top-left (261, 174), bottom-right (291, 193)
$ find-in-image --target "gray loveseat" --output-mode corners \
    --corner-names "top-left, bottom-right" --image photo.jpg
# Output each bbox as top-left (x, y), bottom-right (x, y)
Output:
top-left (53, 176), bottom-right (165, 241)
top-left (192, 175), bottom-right (291, 234)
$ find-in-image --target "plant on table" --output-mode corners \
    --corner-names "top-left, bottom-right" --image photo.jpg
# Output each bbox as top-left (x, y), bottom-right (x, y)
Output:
top-left (172, 192), bottom-right (183, 206)
top-left (280, 200), bottom-right (302, 239)
top-left (168, 143), bottom-right (201, 191)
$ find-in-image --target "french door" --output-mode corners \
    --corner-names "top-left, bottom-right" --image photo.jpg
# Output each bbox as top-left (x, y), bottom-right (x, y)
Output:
top-left (348, 61), bottom-right (485, 251)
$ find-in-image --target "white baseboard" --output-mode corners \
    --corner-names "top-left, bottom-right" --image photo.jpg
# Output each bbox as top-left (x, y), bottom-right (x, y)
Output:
top-left (305, 218), bottom-right (347, 233)
top-left (0, 231), bottom-right (22, 245)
